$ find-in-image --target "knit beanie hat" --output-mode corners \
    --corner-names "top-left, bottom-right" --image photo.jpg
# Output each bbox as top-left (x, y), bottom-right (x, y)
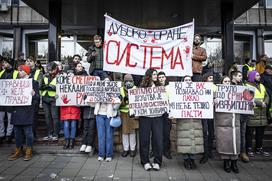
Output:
top-left (4, 58), bottom-right (15, 67)
top-left (124, 74), bottom-right (133, 82)
top-left (18, 65), bottom-right (31, 75)
top-left (247, 70), bottom-right (258, 83)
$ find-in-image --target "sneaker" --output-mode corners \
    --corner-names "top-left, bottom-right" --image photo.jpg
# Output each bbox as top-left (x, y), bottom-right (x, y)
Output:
top-left (98, 156), bottom-right (104, 161)
top-left (42, 136), bottom-right (51, 141)
top-left (121, 150), bottom-right (129, 157)
top-left (80, 145), bottom-right (87, 152)
top-left (144, 163), bottom-right (152, 171)
top-left (51, 136), bottom-right (58, 141)
top-left (152, 163), bottom-right (160, 171)
top-left (105, 157), bottom-right (112, 162)
top-left (247, 148), bottom-right (254, 157)
top-left (85, 146), bottom-right (92, 153)
top-left (256, 148), bottom-right (270, 157)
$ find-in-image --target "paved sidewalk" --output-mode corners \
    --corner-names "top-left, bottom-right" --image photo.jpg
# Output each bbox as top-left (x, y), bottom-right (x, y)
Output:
top-left (0, 145), bottom-right (272, 181)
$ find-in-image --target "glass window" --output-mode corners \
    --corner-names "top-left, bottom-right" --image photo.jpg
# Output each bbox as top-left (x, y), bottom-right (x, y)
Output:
top-left (267, 0), bottom-right (272, 8)
top-left (265, 40), bottom-right (272, 57)
top-left (1, 37), bottom-right (13, 58)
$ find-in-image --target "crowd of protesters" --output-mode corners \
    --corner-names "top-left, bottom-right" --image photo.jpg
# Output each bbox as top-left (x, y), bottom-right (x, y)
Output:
top-left (0, 34), bottom-right (272, 174)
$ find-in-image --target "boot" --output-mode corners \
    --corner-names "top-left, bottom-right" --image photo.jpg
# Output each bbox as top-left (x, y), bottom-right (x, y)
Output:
top-left (63, 139), bottom-right (70, 149)
top-left (231, 160), bottom-right (239, 173)
top-left (190, 159), bottom-right (197, 169)
top-left (23, 147), bottom-right (33, 161)
top-left (240, 152), bottom-right (249, 163)
top-left (121, 150), bottom-right (129, 157)
top-left (199, 155), bottom-right (208, 164)
top-left (8, 147), bottom-right (22, 161)
top-left (184, 159), bottom-right (191, 170)
top-left (70, 139), bottom-right (75, 149)
top-left (223, 159), bottom-right (231, 173)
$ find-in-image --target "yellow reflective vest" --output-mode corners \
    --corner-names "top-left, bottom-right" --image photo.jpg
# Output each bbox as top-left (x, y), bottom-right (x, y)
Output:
top-left (41, 77), bottom-right (56, 97)
top-left (0, 69), bottom-right (18, 79)
top-left (244, 64), bottom-right (255, 75)
top-left (246, 83), bottom-right (266, 108)
top-left (119, 86), bottom-right (136, 113)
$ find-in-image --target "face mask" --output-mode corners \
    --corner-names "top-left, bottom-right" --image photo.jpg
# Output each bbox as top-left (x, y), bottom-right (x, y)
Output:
top-left (125, 81), bottom-right (134, 89)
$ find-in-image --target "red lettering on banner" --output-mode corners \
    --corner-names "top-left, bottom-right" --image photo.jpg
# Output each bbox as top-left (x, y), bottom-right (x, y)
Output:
top-left (181, 110), bottom-right (202, 118)
top-left (196, 82), bottom-right (205, 89)
top-left (76, 92), bottom-right (84, 105)
top-left (105, 40), bottom-right (185, 70)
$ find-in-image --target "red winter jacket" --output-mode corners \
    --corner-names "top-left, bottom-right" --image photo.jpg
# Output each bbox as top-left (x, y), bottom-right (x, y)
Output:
top-left (60, 106), bottom-right (81, 121)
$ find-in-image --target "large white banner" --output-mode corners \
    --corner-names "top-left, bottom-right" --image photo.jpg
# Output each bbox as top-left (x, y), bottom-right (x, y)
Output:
top-left (56, 75), bottom-right (122, 106)
top-left (169, 82), bottom-right (214, 119)
top-left (103, 15), bottom-right (194, 76)
top-left (215, 85), bottom-right (255, 114)
top-left (128, 86), bottom-right (169, 116)
top-left (0, 79), bottom-right (33, 106)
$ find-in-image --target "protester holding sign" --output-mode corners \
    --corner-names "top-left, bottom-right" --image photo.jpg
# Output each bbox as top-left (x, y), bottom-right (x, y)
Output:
top-left (119, 74), bottom-right (138, 158)
top-left (245, 71), bottom-right (270, 157)
top-left (138, 68), bottom-right (164, 171)
top-left (8, 65), bottom-right (39, 161)
top-left (94, 76), bottom-right (121, 162)
top-left (60, 103), bottom-right (80, 149)
top-left (74, 62), bottom-right (97, 153)
top-left (200, 71), bottom-right (215, 164)
top-left (0, 58), bottom-right (18, 144)
top-left (176, 75), bottom-right (204, 170)
top-left (40, 62), bottom-right (60, 141)
top-left (215, 76), bottom-right (241, 173)
top-left (157, 71), bottom-right (172, 160)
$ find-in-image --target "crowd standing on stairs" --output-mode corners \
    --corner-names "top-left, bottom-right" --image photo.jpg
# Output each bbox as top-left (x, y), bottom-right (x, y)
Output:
top-left (0, 34), bottom-right (272, 174)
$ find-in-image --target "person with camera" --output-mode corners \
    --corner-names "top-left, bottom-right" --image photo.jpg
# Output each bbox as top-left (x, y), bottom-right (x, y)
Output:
top-left (86, 35), bottom-right (108, 79)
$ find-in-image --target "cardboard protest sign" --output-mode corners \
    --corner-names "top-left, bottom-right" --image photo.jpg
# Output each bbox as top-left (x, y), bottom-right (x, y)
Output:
top-left (103, 15), bottom-right (194, 76)
top-left (215, 85), bottom-right (255, 114)
top-left (56, 75), bottom-right (98, 106)
top-left (128, 86), bottom-right (169, 116)
top-left (84, 80), bottom-right (122, 104)
top-left (169, 82), bottom-right (213, 119)
top-left (0, 79), bottom-right (33, 106)
top-left (57, 75), bottom-right (122, 106)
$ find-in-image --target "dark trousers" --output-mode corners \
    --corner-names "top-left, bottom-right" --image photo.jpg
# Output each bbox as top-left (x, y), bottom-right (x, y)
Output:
top-left (246, 126), bottom-right (265, 150)
top-left (139, 116), bottom-right (163, 166)
top-left (82, 118), bottom-right (96, 146)
top-left (32, 98), bottom-right (40, 138)
top-left (14, 125), bottom-right (33, 148)
top-left (202, 119), bottom-right (214, 157)
top-left (43, 101), bottom-right (59, 137)
top-left (163, 118), bottom-right (172, 154)
top-left (240, 115), bottom-right (248, 153)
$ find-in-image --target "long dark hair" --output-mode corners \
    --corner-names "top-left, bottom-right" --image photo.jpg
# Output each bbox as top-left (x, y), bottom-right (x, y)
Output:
top-left (140, 68), bottom-right (159, 87)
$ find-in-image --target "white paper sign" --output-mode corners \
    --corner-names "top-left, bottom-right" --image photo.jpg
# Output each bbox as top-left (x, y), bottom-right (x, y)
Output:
top-left (169, 82), bottom-right (214, 119)
top-left (103, 15), bottom-right (194, 76)
top-left (0, 79), bottom-right (33, 106)
top-left (128, 86), bottom-right (169, 116)
top-left (215, 84), bottom-right (255, 114)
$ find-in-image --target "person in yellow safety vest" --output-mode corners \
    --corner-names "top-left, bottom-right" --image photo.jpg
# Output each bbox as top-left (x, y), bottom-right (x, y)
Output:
top-left (246, 70), bottom-right (270, 157)
top-left (25, 56), bottom-right (43, 139)
top-left (119, 74), bottom-right (138, 158)
top-left (260, 64), bottom-right (272, 124)
top-left (0, 58), bottom-right (18, 144)
top-left (40, 62), bottom-right (59, 141)
top-left (242, 58), bottom-right (256, 82)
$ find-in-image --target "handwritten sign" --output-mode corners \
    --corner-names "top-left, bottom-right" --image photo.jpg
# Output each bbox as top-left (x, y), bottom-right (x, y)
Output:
top-left (128, 86), bottom-right (169, 116)
top-left (103, 15), bottom-right (194, 76)
top-left (0, 79), bottom-right (32, 106)
top-left (57, 75), bottom-right (122, 106)
top-left (215, 85), bottom-right (255, 114)
top-left (169, 82), bottom-right (213, 119)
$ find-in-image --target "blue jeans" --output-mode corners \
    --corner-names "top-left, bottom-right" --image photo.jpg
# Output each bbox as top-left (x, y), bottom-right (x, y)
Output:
top-left (64, 120), bottom-right (77, 139)
top-left (14, 125), bottom-right (33, 148)
top-left (96, 115), bottom-right (113, 157)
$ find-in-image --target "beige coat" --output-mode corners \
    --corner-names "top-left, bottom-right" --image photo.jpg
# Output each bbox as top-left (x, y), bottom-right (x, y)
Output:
top-left (176, 119), bottom-right (204, 154)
